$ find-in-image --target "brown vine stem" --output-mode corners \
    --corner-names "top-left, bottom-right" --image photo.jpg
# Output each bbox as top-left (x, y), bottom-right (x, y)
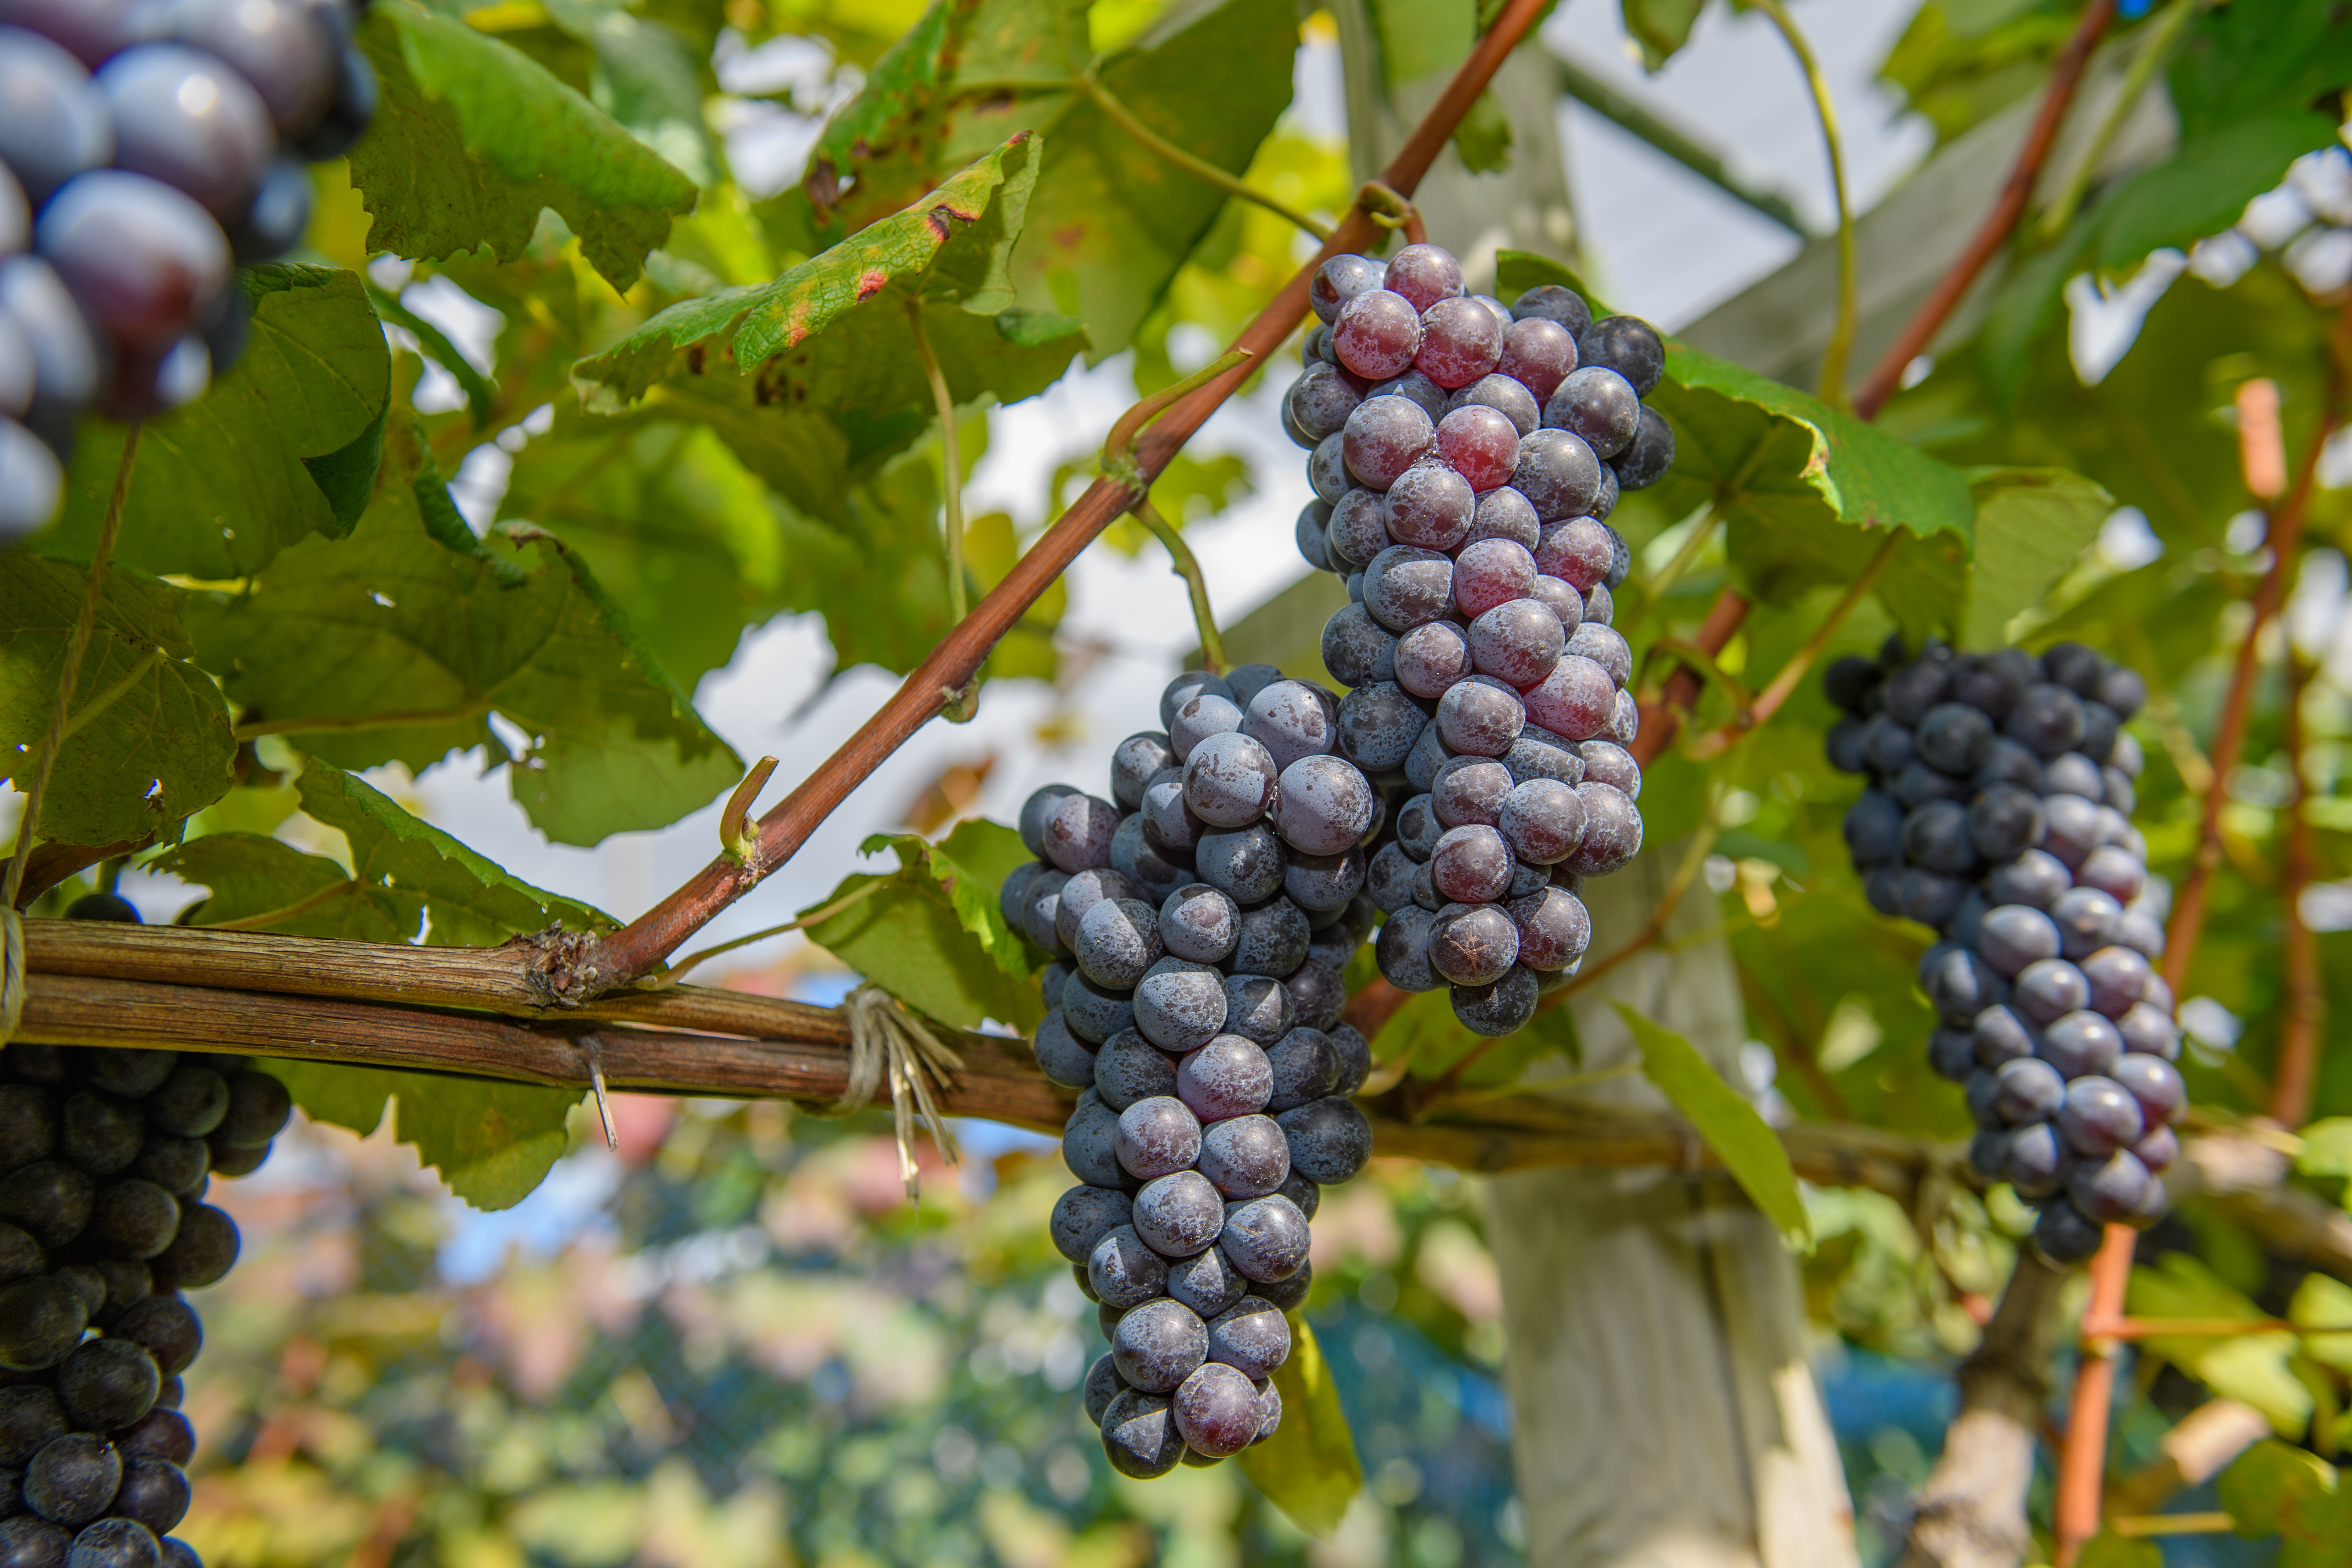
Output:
top-left (2275, 653), bottom-right (2324, 1128)
top-left (6, 427), bottom-right (141, 912)
top-left (569, 0), bottom-right (1560, 1002)
top-left (2161, 302), bottom-right (2352, 999)
top-left (2053, 1226), bottom-right (2139, 1563)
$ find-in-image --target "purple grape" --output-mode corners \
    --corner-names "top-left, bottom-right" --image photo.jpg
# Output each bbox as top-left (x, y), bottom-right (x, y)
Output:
top-left (2133, 1124), bottom-right (2178, 1175)
top-left (1612, 407), bottom-right (1676, 490)
top-left (1368, 368), bottom-right (1448, 423)
top-left (1332, 681), bottom-right (1424, 774)
top-left (1282, 958), bottom-right (1348, 1029)
top-left (1220, 977), bottom-right (1294, 1044)
top-left (1894, 761), bottom-right (1969, 810)
top-left (1383, 244), bottom-right (1462, 313)
top-left (1375, 904), bottom-right (1440, 991)
top-left (1034, 1011), bottom-right (1097, 1088)
top-left (2116, 1002), bottom-right (2179, 1061)
top-left (1428, 760), bottom-right (1511, 831)
top-left (1160, 884), bottom-right (1240, 965)
top-left (2006, 683), bottom-right (2087, 756)
top-left (1086, 1222), bottom-right (1171, 1316)
top-left (2109, 1051), bottom-right (2185, 1127)
top-left (1133, 962), bottom-right (1229, 1053)
top-left (1429, 904), bottom-right (1518, 985)
top-left (1508, 886), bottom-right (1590, 970)
top-left (2076, 945), bottom-right (2148, 1019)
top-left (1524, 655), bottom-right (1614, 740)
top-left (1334, 289), bottom-right (1426, 381)
top-left (1436, 675), bottom-right (1527, 757)
top-left (1100, 1388), bottom-right (1184, 1477)
top-left (1542, 366), bottom-right (1639, 457)
top-left (1055, 868), bottom-right (1147, 952)
top-left (1176, 1034), bottom-right (1274, 1121)
top-left (1270, 755), bottom-right (1375, 856)
top-left (1195, 1114), bottom-right (1290, 1200)
top-left (1496, 316), bottom-right (1576, 400)
top-left (2076, 847), bottom-right (2144, 906)
top-left (2069, 1149), bottom-right (2152, 1224)
top-left (1113, 1298), bottom-right (1208, 1393)
top-left (1510, 729), bottom-right (1585, 787)
top-left (1321, 602), bottom-right (1397, 687)
top-left (1915, 703), bottom-right (1995, 775)
top-left (1497, 778), bottom-right (1587, 866)
top-left (1880, 661), bottom-right (1949, 725)
top-left (0, 27), bottom-right (111, 206)
top-left (1195, 823), bottom-right (1285, 905)
top-left (1512, 429), bottom-right (1603, 521)
top-left (1465, 487), bottom-right (1542, 553)
top-left (1575, 316), bottom-right (1663, 395)
top-left (1967, 785), bottom-right (2044, 863)
top-left (1227, 898), bottom-right (1312, 977)
top-left (1929, 1027), bottom-right (1978, 1081)
top-left (1111, 734), bottom-right (1178, 811)
top-left (97, 45), bottom-right (274, 219)
top-left (1535, 517), bottom-right (1614, 590)
top-left (1389, 620), bottom-right (1469, 701)
top-left (1133, 1169), bottom-right (1225, 1257)
top-left (1977, 905), bottom-right (2060, 977)
top-left (1310, 254), bottom-right (1386, 323)
top-left (2012, 958), bottom-right (2090, 1027)
top-left (1436, 403), bottom-right (1520, 491)
top-left (1986, 848), bottom-right (2072, 911)
top-left (2058, 1075), bottom-right (2143, 1157)
top-left (1239, 681), bottom-right (1336, 772)
top-left (1362, 544), bottom-right (1454, 632)
top-left (1287, 360), bottom-right (1363, 443)
top-left (1922, 946), bottom-right (2007, 1026)
top-left (1205, 1296), bottom-right (1290, 1382)
top-left (36, 172), bottom-right (229, 351)
top-left (1263, 1029), bottom-right (1340, 1114)
top-left (1366, 842), bottom-right (1418, 912)
top-left (2033, 1199), bottom-right (2104, 1265)
top-left (1219, 1193), bottom-right (1311, 1282)
top-left (2048, 887), bottom-right (2120, 961)
top-left (1416, 296), bottom-right (1503, 388)
top-left (1843, 790), bottom-right (1903, 867)
top-left (1307, 433), bottom-right (1350, 502)
top-left (1902, 801), bottom-right (1979, 876)
top-left (1565, 622), bottom-right (1631, 688)
top-left (2004, 1122), bottom-right (2070, 1198)
top-left (1511, 284), bottom-right (1591, 335)
top-left (1173, 1361), bottom-right (1262, 1459)
top-left (1062, 972), bottom-right (1135, 1044)
top-left (1454, 965), bottom-right (1541, 1036)
top-left (1461, 599), bottom-right (1560, 689)
top-left (1166, 1246), bottom-right (1248, 1320)
top-left (1825, 717), bottom-right (1870, 773)
top-left (1993, 1057), bottom-right (2065, 1124)
top-left (1282, 849), bottom-right (1364, 917)
top-left (1565, 781), bottom-right (1642, 875)
top-left (1430, 825), bottom-right (1514, 904)
top-left (1054, 1187), bottom-right (1135, 1265)
top-left (1897, 868), bottom-right (1966, 929)
top-left (1094, 1029), bottom-right (1179, 1111)
top-left (1861, 716), bottom-right (1915, 776)
top-left (1062, 1095), bottom-right (1126, 1187)
top-left (1084, 1353), bottom-right (1130, 1426)
top-left (1382, 460), bottom-right (1474, 550)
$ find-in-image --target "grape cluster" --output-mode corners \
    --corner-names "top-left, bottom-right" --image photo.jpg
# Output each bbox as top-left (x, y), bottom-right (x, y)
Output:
top-left (0, 893), bottom-right (287, 1568)
top-left (0, 0), bottom-right (378, 539)
top-left (1824, 641), bottom-right (2187, 1266)
top-left (1010, 667), bottom-right (1381, 1476)
top-left (1285, 244), bottom-right (1671, 1038)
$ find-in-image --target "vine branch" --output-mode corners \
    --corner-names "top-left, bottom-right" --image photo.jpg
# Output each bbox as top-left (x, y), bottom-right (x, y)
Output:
top-left (1074, 63), bottom-right (1334, 242)
top-left (565, 0), bottom-right (1561, 1003)
top-left (1132, 500), bottom-right (1225, 672)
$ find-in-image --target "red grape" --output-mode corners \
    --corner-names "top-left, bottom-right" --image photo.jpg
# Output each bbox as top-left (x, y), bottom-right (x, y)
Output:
top-left (1435, 403), bottom-right (1519, 490)
top-left (1497, 316), bottom-right (1576, 399)
top-left (1414, 296), bottom-right (1502, 389)
top-left (1331, 289), bottom-right (1422, 380)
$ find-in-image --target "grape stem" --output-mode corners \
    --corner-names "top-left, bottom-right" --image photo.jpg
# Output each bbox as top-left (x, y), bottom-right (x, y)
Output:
top-left (570, 0), bottom-right (1562, 1001)
top-left (654, 877), bottom-right (893, 987)
top-left (1132, 500), bottom-right (1226, 673)
top-left (1748, 0), bottom-right (1857, 410)
top-left (905, 299), bottom-right (970, 625)
top-left (2275, 653), bottom-right (2324, 1129)
top-left (4, 425), bottom-right (142, 915)
top-left (1355, 182), bottom-right (1425, 245)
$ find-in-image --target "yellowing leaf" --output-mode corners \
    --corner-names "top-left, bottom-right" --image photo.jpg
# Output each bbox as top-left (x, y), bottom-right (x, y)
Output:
top-left (2131, 1255), bottom-right (2313, 1436)
top-left (1238, 1315), bottom-right (1361, 1537)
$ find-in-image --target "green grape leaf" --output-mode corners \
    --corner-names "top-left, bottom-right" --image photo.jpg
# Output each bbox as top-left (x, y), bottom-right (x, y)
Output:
top-left (270, 1059), bottom-right (582, 1211)
top-left (2074, 1534), bottom-right (2162, 1568)
top-left (2296, 1117), bottom-right (2352, 1185)
top-left (2130, 1255), bottom-right (2312, 1435)
top-left (1493, 249), bottom-right (1610, 314)
top-left (1615, 1002), bottom-right (1812, 1250)
top-left (187, 482), bottom-right (742, 848)
top-left (1875, 467), bottom-right (2112, 645)
top-left (149, 832), bottom-right (414, 943)
top-left (1368, 0), bottom-right (1474, 90)
top-left (1647, 344), bottom-right (1978, 604)
top-left (1238, 1315), bottom-right (1362, 1537)
top-left (2168, 0), bottom-right (2352, 139)
top-left (1620, 0), bottom-right (1705, 69)
top-left (1205, 572), bottom-right (1350, 688)
top-left (351, 0), bottom-right (698, 290)
top-left (804, 0), bottom-right (1295, 359)
top-left (2289, 1274), bottom-right (2352, 1375)
top-left (860, 817), bottom-right (1038, 980)
top-left (45, 267), bottom-right (390, 580)
top-left (0, 557), bottom-right (234, 846)
top-left (2219, 1440), bottom-right (2352, 1562)
top-left (294, 763), bottom-right (614, 945)
top-left (799, 829), bottom-right (1047, 1032)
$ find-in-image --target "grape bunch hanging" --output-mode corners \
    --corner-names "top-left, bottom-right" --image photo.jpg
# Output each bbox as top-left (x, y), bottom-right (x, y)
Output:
top-left (1285, 245), bottom-right (1672, 1038)
top-left (0, 896), bottom-right (289, 1568)
top-left (1009, 666), bottom-right (1380, 1477)
top-left (0, 0), bottom-right (378, 538)
top-left (1825, 642), bottom-right (2187, 1266)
